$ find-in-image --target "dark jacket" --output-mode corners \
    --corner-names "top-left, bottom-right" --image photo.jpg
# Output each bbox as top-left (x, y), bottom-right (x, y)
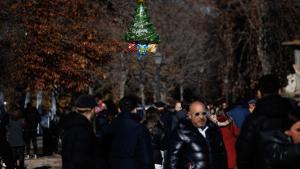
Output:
top-left (236, 94), bottom-right (295, 169)
top-left (160, 110), bottom-right (174, 150)
top-left (144, 120), bottom-right (166, 165)
top-left (228, 105), bottom-right (250, 129)
top-left (62, 112), bottom-right (96, 169)
top-left (0, 112), bottom-right (14, 169)
top-left (24, 106), bottom-right (40, 130)
top-left (260, 130), bottom-right (300, 169)
top-left (164, 119), bottom-right (227, 169)
top-left (106, 112), bottom-right (154, 169)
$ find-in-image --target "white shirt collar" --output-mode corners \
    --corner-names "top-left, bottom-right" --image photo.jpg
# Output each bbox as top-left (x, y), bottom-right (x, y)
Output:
top-left (197, 126), bottom-right (209, 138)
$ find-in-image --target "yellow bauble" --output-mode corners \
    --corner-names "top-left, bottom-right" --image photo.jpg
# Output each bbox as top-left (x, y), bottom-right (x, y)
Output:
top-left (147, 44), bottom-right (158, 53)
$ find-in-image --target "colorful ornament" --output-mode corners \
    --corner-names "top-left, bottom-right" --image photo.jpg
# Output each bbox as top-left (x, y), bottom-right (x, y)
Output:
top-left (137, 43), bottom-right (148, 59)
top-left (147, 44), bottom-right (157, 53)
top-left (128, 43), bottom-right (137, 52)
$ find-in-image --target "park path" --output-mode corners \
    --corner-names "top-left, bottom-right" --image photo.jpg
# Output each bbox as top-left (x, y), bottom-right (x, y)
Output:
top-left (25, 154), bottom-right (61, 169)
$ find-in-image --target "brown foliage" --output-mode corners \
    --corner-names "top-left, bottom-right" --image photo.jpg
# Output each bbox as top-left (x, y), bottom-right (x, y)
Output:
top-left (2, 0), bottom-right (124, 91)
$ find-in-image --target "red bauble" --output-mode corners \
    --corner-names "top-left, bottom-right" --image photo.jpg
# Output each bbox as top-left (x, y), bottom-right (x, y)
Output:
top-left (128, 43), bottom-right (137, 52)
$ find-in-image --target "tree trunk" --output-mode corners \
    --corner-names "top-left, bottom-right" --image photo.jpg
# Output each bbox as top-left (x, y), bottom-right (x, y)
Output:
top-left (257, 1), bottom-right (272, 75)
top-left (257, 36), bottom-right (271, 75)
top-left (0, 89), bottom-right (3, 106)
top-left (119, 52), bottom-right (127, 99)
top-left (180, 84), bottom-right (184, 102)
top-left (223, 30), bottom-right (234, 103)
top-left (51, 91), bottom-right (57, 118)
top-left (140, 83), bottom-right (145, 107)
top-left (120, 72), bottom-right (126, 99)
top-left (36, 91), bottom-right (43, 109)
top-left (88, 86), bottom-right (93, 95)
top-left (154, 64), bottom-right (160, 102)
top-left (24, 91), bottom-right (31, 108)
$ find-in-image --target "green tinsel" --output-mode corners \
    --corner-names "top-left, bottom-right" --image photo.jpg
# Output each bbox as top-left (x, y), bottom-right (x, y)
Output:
top-left (124, 1), bottom-right (160, 44)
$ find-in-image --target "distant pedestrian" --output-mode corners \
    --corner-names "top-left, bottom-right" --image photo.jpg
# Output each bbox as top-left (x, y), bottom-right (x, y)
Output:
top-left (247, 99), bottom-right (256, 113)
top-left (0, 105), bottom-right (14, 169)
top-left (23, 103), bottom-right (40, 159)
top-left (144, 107), bottom-right (166, 169)
top-left (172, 101), bottom-right (187, 130)
top-left (62, 94), bottom-right (97, 169)
top-left (105, 95), bottom-right (154, 169)
top-left (7, 109), bottom-right (25, 169)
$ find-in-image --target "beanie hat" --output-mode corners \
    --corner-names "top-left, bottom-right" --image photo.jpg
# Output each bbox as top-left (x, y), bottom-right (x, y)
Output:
top-left (75, 94), bottom-right (97, 111)
top-left (248, 99), bottom-right (256, 104)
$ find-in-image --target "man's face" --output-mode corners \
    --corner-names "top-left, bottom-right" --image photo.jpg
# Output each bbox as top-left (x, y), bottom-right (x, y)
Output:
top-left (175, 102), bottom-right (182, 112)
top-left (188, 103), bottom-right (207, 128)
top-left (248, 103), bottom-right (256, 112)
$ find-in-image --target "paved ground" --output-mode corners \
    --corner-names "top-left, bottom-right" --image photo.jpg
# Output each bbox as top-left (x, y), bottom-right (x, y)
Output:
top-left (23, 136), bottom-right (62, 169)
top-left (25, 155), bottom-right (61, 169)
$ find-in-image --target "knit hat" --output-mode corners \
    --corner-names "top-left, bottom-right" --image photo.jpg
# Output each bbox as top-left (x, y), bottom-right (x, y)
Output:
top-left (75, 94), bottom-right (97, 111)
top-left (248, 99), bottom-right (256, 104)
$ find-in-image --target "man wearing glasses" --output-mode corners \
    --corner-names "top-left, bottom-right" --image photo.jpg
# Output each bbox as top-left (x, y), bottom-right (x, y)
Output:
top-left (164, 101), bottom-right (227, 169)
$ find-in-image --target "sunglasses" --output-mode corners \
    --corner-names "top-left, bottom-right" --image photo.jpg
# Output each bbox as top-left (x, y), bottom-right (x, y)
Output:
top-left (193, 112), bottom-right (207, 116)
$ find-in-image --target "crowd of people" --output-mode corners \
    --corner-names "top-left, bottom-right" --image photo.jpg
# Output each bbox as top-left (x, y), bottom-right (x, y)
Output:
top-left (1, 74), bottom-right (300, 169)
top-left (0, 102), bottom-right (60, 169)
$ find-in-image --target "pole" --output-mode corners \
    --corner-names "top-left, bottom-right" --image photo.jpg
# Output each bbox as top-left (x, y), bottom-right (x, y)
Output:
top-left (138, 59), bottom-right (146, 117)
top-left (156, 64), bottom-right (161, 102)
top-left (154, 64), bottom-right (159, 102)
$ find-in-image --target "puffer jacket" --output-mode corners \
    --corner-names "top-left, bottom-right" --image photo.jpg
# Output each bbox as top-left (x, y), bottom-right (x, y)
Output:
top-left (164, 119), bottom-right (227, 169)
top-left (260, 130), bottom-right (300, 169)
top-left (236, 94), bottom-right (295, 169)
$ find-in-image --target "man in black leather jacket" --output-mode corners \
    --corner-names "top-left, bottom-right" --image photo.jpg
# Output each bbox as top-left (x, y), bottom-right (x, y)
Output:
top-left (164, 101), bottom-right (227, 169)
top-left (236, 74), bottom-right (297, 169)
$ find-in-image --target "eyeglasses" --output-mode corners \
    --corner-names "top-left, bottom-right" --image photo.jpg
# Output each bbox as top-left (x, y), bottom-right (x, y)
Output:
top-left (193, 112), bottom-right (207, 116)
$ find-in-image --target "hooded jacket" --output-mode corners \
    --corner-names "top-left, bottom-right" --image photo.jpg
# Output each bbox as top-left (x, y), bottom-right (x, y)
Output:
top-left (236, 94), bottom-right (295, 169)
top-left (62, 112), bottom-right (96, 169)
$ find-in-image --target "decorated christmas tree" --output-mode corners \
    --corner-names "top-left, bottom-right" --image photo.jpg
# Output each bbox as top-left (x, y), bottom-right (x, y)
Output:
top-left (125, 0), bottom-right (160, 44)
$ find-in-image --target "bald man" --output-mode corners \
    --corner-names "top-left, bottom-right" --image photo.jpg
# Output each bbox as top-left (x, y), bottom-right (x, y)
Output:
top-left (164, 101), bottom-right (227, 169)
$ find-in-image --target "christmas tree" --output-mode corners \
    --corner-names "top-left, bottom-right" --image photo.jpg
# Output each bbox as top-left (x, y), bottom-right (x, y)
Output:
top-left (124, 0), bottom-right (160, 44)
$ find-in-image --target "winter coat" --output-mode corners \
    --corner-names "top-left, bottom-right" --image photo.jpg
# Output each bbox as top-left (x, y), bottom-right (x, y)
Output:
top-left (23, 106), bottom-right (40, 130)
top-left (159, 110), bottom-right (173, 150)
top-left (236, 94), bottom-right (295, 169)
top-left (7, 118), bottom-right (25, 147)
top-left (259, 130), bottom-right (300, 169)
top-left (228, 105), bottom-right (250, 129)
top-left (171, 110), bottom-right (187, 132)
top-left (105, 112), bottom-right (154, 169)
top-left (94, 113), bottom-right (110, 169)
top-left (62, 112), bottom-right (96, 169)
top-left (164, 119), bottom-right (227, 169)
top-left (217, 115), bottom-right (240, 169)
top-left (144, 120), bottom-right (166, 165)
